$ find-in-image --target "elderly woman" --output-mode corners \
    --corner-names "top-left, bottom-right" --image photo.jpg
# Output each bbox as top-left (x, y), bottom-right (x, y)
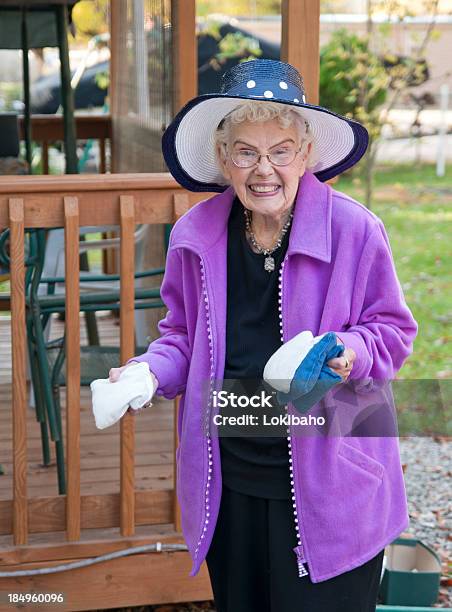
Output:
top-left (110, 60), bottom-right (417, 612)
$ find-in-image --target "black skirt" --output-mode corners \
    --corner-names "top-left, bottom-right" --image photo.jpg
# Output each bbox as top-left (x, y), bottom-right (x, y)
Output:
top-left (206, 485), bottom-right (384, 612)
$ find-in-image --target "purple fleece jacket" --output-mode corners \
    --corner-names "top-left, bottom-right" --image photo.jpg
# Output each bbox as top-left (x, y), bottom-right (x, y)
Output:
top-left (130, 171), bottom-right (418, 581)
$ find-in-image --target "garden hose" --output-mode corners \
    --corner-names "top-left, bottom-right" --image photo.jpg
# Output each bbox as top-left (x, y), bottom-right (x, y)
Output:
top-left (0, 542), bottom-right (188, 577)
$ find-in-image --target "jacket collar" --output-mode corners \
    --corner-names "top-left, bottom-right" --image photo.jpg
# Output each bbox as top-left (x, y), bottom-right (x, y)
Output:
top-left (171, 170), bottom-right (332, 263)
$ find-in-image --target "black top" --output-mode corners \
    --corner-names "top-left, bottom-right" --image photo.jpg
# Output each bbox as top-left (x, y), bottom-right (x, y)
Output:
top-left (220, 198), bottom-right (292, 500)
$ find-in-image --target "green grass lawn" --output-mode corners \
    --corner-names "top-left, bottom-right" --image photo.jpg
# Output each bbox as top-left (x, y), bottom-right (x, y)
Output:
top-left (338, 164), bottom-right (451, 435)
top-left (339, 164), bottom-right (452, 381)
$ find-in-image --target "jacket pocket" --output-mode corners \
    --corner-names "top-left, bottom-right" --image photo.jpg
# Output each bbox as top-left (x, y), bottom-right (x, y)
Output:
top-left (338, 440), bottom-right (385, 481)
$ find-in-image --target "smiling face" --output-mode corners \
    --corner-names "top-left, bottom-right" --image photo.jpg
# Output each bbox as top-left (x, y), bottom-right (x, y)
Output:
top-left (217, 118), bottom-right (310, 221)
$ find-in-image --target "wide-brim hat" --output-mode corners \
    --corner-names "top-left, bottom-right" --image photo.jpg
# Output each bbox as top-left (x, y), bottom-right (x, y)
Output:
top-left (162, 59), bottom-right (369, 192)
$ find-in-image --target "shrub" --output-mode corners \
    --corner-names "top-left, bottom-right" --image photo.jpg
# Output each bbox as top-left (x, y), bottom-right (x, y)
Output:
top-left (319, 29), bottom-right (387, 117)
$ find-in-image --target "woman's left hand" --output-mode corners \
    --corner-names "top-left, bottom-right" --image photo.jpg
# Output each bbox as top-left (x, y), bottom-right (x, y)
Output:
top-left (326, 346), bottom-right (356, 381)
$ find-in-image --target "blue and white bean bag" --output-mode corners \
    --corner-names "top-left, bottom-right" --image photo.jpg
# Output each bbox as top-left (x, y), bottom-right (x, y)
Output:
top-left (263, 331), bottom-right (345, 414)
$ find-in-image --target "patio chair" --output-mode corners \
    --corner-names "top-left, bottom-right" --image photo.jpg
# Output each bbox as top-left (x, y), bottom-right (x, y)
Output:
top-left (39, 223), bottom-right (156, 344)
top-left (0, 227), bottom-right (165, 494)
top-left (28, 223), bottom-right (162, 408)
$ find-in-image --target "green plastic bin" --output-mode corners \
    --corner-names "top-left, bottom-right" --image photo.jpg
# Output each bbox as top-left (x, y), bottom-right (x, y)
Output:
top-left (379, 537), bottom-right (442, 607)
top-left (377, 607), bottom-right (452, 612)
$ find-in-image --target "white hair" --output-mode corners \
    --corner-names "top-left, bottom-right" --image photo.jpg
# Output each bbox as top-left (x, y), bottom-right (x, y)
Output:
top-left (214, 100), bottom-right (318, 178)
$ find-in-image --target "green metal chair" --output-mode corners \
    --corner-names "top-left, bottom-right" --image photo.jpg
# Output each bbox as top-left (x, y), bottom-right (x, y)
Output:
top-left (40, 223), bottom-right (160, 345)
top-left (0, 229), bottom-right (54, 473)
top-left (0, 227), bottom-right (165, 494)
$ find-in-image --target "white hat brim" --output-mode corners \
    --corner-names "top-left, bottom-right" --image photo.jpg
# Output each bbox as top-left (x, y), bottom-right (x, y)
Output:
top-left (174, 97), bottom-right (358, 188)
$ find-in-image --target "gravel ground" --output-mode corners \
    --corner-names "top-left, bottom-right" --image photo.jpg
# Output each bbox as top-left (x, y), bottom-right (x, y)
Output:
top-left (398, 436), bottom-right (452, 608)
top-left (108, 437), bottom-right (451, 612)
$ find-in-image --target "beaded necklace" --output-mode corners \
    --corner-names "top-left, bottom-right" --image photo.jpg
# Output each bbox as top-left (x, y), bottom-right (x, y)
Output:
top-left (243, 207), bottom-right (293, 272)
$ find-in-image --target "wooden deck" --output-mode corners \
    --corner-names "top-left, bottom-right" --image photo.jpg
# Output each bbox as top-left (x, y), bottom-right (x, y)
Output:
top-left (0, 175), bottom-right (214, 610)
top-left (0, 312), bottom-right (174, 502)
top-left (0, 312), bottom-right (213, 610)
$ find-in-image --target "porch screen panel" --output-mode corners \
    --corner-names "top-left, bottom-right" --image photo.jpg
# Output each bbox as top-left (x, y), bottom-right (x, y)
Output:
top-left (112, 0), bottom-right (172, 172)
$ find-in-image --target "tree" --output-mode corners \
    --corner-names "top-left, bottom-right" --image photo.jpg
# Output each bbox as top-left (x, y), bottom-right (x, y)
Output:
top-left (71, 0), bottom-right (109, 43)
top-left (320, 29), bottom-right (388, 116)
top-left (319, 0), bottom-right (441, 207)
top-left (199, 18), bottom-right (262, 73)
top-left (197, 1), bottom-right (281, 17)
top-left (320, 29), bottom-right (390, 206)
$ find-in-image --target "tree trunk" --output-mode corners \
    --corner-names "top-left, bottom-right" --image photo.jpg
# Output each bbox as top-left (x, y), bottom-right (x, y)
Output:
top-left (364, 140), bottom-right (375, 209)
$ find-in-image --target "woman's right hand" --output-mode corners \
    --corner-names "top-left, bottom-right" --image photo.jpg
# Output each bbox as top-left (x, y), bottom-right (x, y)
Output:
top-left (109, 363), bottom-right (133, 383)
top-left (109, 362), bottom-right (159, 416)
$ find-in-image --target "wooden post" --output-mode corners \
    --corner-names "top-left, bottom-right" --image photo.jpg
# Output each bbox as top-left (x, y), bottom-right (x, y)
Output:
top-left (9, 198), bottom-right (28, 546)
top-left (21, 8), bottom-right (32, 171)
top-left (171, 0), bottom-right (197, 114)
top-left (281, 0), bottom-right (320, 104)
top-left (56, 4), bottom-right (78, 174)
top-left (109, 0), bottom-right (119, 121)
top-left (109, 0), bottom-right (124, 174)
top-left (64, 196), bottom-right (81, 541)
top-left (173, 396), bottom-right (181, 532)
top-left (119, 195), bottom-right (136, 537)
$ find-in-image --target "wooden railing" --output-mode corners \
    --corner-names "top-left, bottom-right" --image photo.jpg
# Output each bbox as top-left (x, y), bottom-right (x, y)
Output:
top-left (18, 115), bottom-right (112, 174)
top-left (0, 175), bottom-right (214, 609)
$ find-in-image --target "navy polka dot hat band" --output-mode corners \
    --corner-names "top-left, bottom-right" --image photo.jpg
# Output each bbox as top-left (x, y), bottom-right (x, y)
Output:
top-left (221, 59), bottom-right (306, 103)
top-left (162, 59), bottom-right (369, 193)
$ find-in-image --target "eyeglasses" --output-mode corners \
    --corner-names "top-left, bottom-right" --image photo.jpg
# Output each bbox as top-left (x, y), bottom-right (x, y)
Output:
top-left (228, 144), bottom-right (303, 168)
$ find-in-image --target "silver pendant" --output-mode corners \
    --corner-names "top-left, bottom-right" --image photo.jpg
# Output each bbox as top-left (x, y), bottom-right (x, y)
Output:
top-left (264, 256), bottom-right (275, 272)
